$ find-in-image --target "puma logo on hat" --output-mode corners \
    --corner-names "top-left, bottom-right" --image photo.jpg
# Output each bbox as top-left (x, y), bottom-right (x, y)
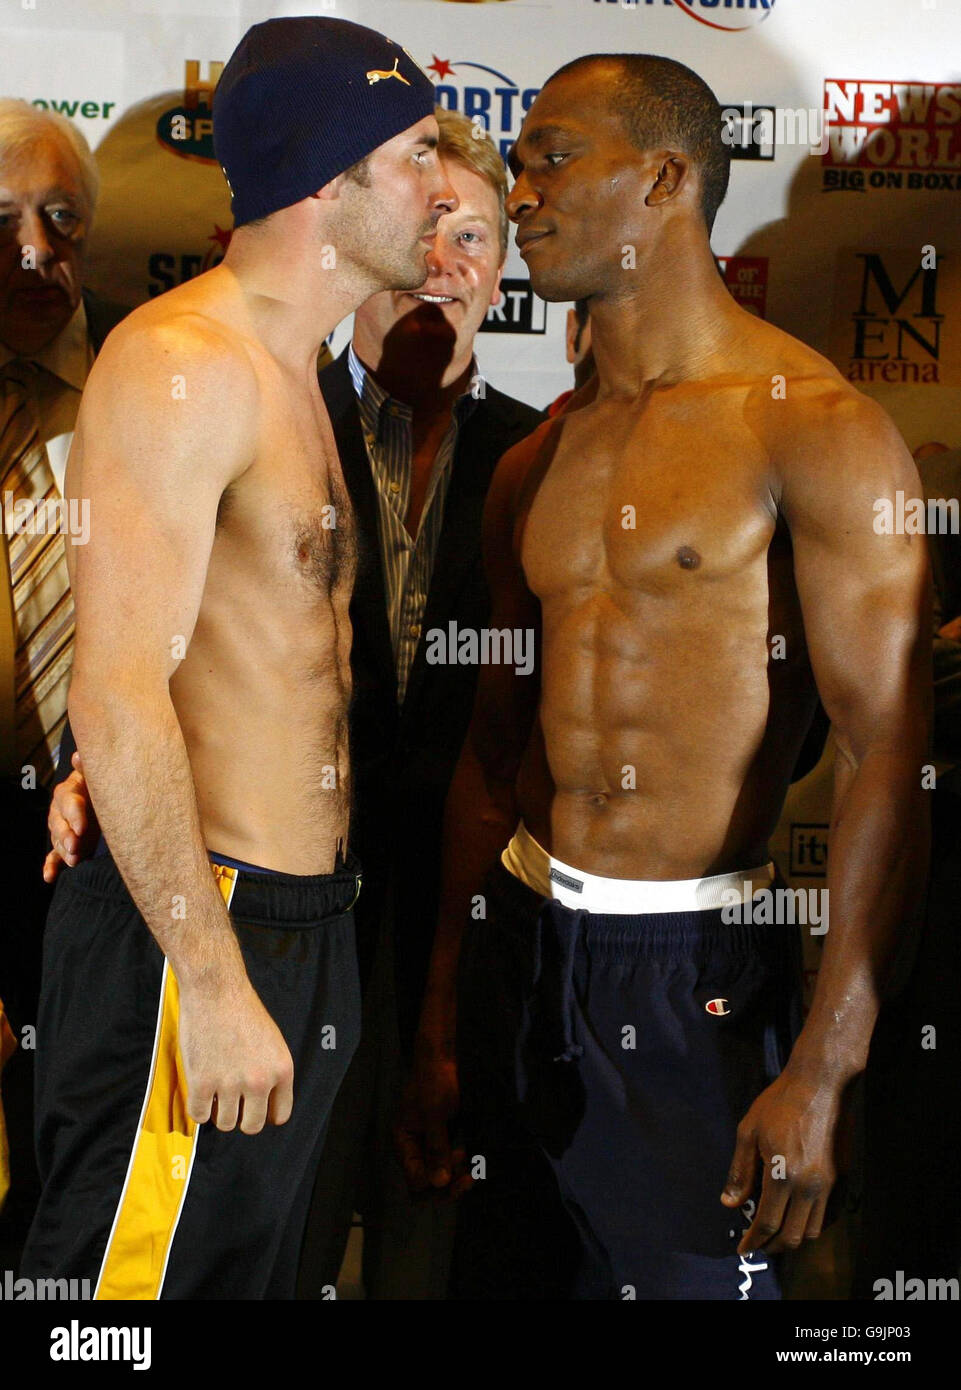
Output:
top-left (367, 58), bottom-right (410, 87)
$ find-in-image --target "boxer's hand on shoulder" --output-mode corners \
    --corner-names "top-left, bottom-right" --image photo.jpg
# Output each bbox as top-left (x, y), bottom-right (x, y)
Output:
top-left (394, 1039), bottom-right (469, 1199)
top-left (43, 752), bottom-right (101, 883)
top-left (178, 978), bottom-right (295, 1135)
top-left (938, 614), bottom-right (961, 642)
top-left (720, 1067), bottom-right (843, 1256)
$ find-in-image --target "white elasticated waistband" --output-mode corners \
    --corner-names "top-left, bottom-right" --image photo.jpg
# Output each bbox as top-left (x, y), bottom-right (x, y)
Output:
top-left (501, 820), bottom-right (775, 915)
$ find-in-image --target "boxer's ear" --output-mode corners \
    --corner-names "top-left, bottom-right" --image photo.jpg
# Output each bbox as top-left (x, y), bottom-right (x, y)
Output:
top-left (311, 176), bottom-right (345, 202)
top-left (565, 307), bottom-right (578, 364)
top-left (644, 153), bottom-right (689, 209)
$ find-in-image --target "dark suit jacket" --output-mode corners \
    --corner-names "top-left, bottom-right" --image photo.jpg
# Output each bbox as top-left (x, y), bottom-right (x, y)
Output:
top-left (320, 350), bottom-right (542, 1051)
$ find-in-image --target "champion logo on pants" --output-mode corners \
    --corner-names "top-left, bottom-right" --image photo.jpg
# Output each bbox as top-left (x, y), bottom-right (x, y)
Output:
top-left (705, 998), bottom-right (732, 1016)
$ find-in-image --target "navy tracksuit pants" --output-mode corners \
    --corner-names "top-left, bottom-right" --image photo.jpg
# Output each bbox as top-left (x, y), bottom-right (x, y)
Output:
top-left (457, 861), bottom-right (804, 1300)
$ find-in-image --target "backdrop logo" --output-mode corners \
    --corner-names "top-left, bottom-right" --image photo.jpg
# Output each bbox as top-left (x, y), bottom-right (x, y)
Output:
top-left (827, 249), bottom-right (961, 387)
top-left (717, 256), bottom-right (768, 317)
top-left (822, 80), bottom-right (961, 192)
top-left (156, 60), bottom-right (224, 164)
top-left (789, 824), bottom-right (829, 878)
top-left (148, 225), bottom-right (232, 298)
top-left (30, 97), bottom-right (116, 121)
top-left (672, 0), bottom-right (776, 29)
top-left (721, 103), bottom-right (776, 160)
top-left (481, 279), bottom-right (546, 334)
top-left (592, 0), bottom-right (777, 31)
top-left (427, 58), bottom-right (540, 160)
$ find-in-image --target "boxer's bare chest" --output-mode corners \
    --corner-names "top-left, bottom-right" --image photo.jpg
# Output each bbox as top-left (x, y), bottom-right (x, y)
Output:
top-left (520, 385), bottom-right (777, 610)
top-left (216, 369), bottom-right (356, 606)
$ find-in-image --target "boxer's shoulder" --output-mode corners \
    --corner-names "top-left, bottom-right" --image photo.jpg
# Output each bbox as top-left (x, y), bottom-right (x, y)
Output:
top-left (74, 290), bottom-right (261, 498)
top-left (722, 314), bottom-right (842, 393)
top-left (91, 296), bottom-right (258, 403)
top-left (727, 316), bottom-right (903, 472)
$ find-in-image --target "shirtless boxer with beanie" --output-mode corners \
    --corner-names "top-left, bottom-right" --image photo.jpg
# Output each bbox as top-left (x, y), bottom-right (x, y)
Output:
top-left (20, 17), bottom-right (455, 1299)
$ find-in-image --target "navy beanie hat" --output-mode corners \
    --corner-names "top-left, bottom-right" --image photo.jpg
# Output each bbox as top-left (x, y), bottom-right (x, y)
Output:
top-left (213, 17), bottom-right (436, 227)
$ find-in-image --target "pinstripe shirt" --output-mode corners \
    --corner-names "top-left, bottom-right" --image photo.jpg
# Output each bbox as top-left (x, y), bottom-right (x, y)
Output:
top-left (348, 343), bottom-right (479, 703)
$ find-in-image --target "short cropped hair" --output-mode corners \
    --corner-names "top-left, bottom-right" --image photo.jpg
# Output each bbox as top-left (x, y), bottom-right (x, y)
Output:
top-left (0, 97), bottom-right (100, 221)
top-left (547, 53), bottom-right (731, 233)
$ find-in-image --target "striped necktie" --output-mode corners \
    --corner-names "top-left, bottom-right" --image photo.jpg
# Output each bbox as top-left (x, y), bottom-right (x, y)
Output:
top-left (1, 359), bottom-right (74, 787)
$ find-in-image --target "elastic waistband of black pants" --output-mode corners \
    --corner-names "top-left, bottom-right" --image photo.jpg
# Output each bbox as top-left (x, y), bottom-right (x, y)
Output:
top-left (57, 847), bottom-right (363, 926)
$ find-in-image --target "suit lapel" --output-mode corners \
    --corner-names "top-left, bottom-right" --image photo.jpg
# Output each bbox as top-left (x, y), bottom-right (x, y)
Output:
top-left (320, 351), bottom-right (396, 697)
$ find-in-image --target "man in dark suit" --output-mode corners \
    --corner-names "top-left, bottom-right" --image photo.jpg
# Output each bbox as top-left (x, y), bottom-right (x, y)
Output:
top-left (0, 97), bottom-right (127, 1263)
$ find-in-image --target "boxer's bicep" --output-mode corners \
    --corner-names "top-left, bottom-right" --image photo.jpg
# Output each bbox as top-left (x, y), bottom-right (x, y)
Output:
top-left (68, 321), bottom-right (258, 697)
top-left (781, 394), bottom-right (931, 761)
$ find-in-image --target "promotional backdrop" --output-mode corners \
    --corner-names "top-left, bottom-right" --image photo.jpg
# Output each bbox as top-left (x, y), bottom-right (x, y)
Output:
top-left (3, 0), bottom-right (958, 977)
top-left (4, 0), bottom-right (959, 435)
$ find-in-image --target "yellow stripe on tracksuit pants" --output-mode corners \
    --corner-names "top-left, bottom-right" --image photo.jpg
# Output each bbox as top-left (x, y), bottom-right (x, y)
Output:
top-left (94, 862), bottom-right (238, 1300)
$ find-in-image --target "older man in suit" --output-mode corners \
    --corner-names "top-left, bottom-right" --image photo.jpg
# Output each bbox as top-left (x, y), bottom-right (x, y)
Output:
top-left (0, 97), bottom-right (126, 1261)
